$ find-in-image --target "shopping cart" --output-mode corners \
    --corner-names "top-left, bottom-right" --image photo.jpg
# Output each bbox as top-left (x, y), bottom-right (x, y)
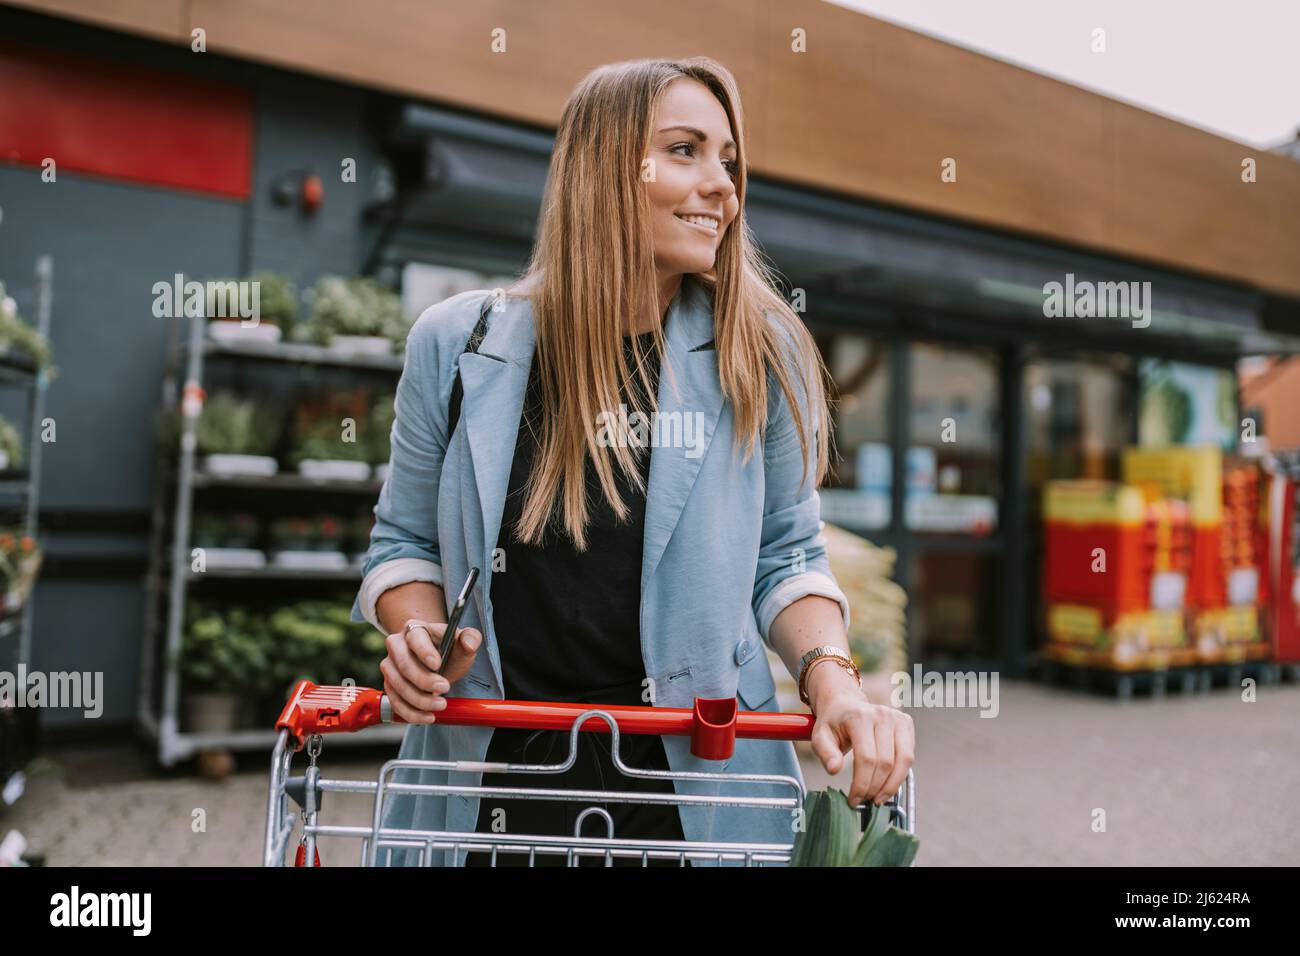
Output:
top-left (264, 680), bottom-right (915, 867)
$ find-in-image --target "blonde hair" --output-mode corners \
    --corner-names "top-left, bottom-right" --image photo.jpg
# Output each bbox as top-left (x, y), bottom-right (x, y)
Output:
top-left (503, 56), bottom-right (832, 550)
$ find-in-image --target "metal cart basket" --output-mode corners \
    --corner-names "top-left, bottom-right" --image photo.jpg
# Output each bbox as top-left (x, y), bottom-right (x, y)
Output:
top-left (264, 680), bottom-right (915, 867)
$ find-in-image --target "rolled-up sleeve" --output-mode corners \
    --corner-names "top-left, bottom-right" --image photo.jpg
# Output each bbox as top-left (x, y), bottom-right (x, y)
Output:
top-left (351, 313), bottom-right (450, 633)
top-left (750, 331), bottom-right (851, 647)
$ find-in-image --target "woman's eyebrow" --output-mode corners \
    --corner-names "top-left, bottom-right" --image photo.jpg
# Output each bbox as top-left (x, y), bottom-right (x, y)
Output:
top-left (657, 124), bottom-right (737, 152)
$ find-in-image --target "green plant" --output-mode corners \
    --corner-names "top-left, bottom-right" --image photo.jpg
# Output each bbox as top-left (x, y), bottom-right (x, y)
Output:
top-left (287, 388), bottom-right (372, 466)
top-left (178, 597), bottom-right (384, 708)
top-left (1140, 376), bottom-right (1192, 446)
top-left (196, 390), bottom-right (283, 456)
top-left (297, 275), bottom-right (408, 345)
top-left (790, 788), bottom-right (919, 867)
top-left (0, 414), bottom-right (24, 470)
top-left (268, 599), bottom-right (381, 689)
top-left (249, 271), bottom-right (299, 330)
top-left (313, 515), bottom-right (344, 551)
top-left (226, 512), bottom-right (258, 547)
top-left (192, 512), bottom-right (225, 548)
top-left (0, 282), bottom-right (54, 369)
top-left (204, 271), bottom-right (298, 330)
top-left (179, 601), bottom-right (274, 696)
top-left (0, 528), bottom-right (39, 592)
top-left (269, 516), bottom-right (314, 550)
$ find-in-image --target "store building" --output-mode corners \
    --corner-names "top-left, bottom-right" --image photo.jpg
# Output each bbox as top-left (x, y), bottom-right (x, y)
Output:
top-left (1, 1), bottom-right (1298, 737)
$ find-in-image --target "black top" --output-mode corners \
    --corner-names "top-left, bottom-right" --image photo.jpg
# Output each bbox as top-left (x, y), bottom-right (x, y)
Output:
top-left (472, 329), bottom-right (688, 858)
top-left (488, 329), bottom-right (662, 706)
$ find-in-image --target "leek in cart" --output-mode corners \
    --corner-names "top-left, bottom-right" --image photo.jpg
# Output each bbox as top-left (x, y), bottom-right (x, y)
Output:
top-left (790, 788), bottom-right (919, 867)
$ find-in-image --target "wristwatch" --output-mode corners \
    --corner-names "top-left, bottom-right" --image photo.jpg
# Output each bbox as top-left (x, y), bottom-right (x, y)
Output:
top-left (797, 645), bottom-right (861, 706)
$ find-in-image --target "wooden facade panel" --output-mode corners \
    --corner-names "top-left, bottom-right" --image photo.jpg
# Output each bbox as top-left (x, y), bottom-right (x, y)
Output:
top-left (8, 0), bottom-right (1299, 297)
top-left (4, 0), bottom-right (185, 41)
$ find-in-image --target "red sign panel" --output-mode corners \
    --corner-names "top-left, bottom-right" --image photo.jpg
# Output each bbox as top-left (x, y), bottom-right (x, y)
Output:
top-left (0, 40), bottom-right (253, 200)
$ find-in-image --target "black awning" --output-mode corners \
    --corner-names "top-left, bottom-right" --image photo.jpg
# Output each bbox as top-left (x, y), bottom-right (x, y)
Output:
top-left (367, 102), bottom-right (1293, 359)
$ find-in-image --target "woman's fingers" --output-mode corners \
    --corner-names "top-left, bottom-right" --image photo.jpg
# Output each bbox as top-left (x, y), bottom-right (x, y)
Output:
top-left (877, 714), bottom-right (916, 808)
top-left (380, 623), bottom-right (483, 725)
top-left (384, 680), bottom-right (438, 725)
top-left (810, 720), bottom-right (843, 775)
top-left (845, 713), bottom-right (878, 807)
top-left (386, 630), bottom-right (443, 692)
top-left (440, 627), bottom-right (483, 683)
top-left (402, 622), bottom-right (443, 671)
top-left (868, 717), bottom-right (894, 805)
top-left (381, 663), bottom-right (432, 723)
top-left (380, 656), bottom-right (448, 717)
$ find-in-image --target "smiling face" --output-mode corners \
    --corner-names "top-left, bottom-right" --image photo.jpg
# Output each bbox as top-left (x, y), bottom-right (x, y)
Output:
top-left (645, 77), bottom-right (741, 291)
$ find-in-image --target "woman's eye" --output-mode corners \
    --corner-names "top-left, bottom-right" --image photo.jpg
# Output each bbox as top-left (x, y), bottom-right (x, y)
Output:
top-left (670, 143), bottom-right (740, 178)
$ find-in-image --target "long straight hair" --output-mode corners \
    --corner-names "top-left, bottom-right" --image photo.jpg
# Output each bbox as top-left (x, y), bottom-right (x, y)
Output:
top-left (501, 56), bottom-right (832, 550)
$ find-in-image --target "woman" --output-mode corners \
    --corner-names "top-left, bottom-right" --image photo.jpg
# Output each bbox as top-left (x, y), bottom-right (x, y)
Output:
top-left (352, 56), bottom-right (914, 867)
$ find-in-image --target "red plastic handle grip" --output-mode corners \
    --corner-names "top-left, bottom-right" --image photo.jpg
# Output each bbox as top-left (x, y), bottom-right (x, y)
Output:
top-left (274, 681), bottom-right (815, 760)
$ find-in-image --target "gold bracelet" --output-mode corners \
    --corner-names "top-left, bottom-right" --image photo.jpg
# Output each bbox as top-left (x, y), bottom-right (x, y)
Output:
top-left (799, 654), bottom-right (861, 707)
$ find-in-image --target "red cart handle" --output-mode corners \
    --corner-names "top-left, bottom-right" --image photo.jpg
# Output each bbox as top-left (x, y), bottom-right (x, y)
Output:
top-left (275, 680), bottom-right (814, 761)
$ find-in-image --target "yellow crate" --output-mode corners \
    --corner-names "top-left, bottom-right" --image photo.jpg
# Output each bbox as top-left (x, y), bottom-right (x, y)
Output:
top-left (1121, 446), bottom-right (1223, 525)
top-left (1043, 481), bottom-right (1146, 525)
top-left (1047, 606), bottom-right (1188, 665)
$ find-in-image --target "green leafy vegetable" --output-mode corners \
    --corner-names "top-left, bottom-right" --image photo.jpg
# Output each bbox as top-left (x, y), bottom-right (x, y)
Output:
top-left (790, 787), bottom-right (919, 867)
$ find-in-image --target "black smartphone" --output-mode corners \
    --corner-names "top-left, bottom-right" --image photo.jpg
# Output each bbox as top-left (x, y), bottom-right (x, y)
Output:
top-left (436, 567), bottom-right (480, 677)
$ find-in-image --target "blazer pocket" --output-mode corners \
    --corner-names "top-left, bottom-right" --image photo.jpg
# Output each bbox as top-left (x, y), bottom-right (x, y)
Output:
top-left (736, 649), bottom-right (777, 711)
top-left (461, 673), bottom-right (493, 692)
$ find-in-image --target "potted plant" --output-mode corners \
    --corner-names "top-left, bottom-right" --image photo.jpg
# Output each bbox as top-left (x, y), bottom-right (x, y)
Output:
top-left (191, 512), bottom-right (225, 549)
top-left (0, 414), bottom-right (24, 472)
top-left (268, 600), bottom-right (354, 688)
top-left (268, 516), bottom-right (314, 552)
top-left (190, 512), bottom-right (264, 570)
top-left (225, 512), bottom-right (259, 549)
top-left (196, 390), bottom-right (284, 477)
top-left (0, 530), bottom-right (41, 614)
top-left (297, 275), bottom-right (408, 355)
top-left (0, 281), bottom-right (55, 371)
top-left (289, 388), bottom-right (373, 480)
top-left (178, 601), bottom-right (273, 734)
top-left (313, 514), bottom-right (345, 553)
top-left (205, 271), bottom-right (297, 345)
top-left (268, 516), bottom-right (346, 569)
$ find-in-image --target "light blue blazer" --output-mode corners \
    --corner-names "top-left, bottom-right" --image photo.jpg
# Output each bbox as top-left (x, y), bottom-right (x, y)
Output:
top-left (350, 274), bottom-right (850, 866)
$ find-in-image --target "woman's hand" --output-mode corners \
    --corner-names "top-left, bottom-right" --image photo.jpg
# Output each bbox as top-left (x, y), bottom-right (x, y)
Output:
top-left (807, 665), bottom-right (915, 808)
top-left (380, 619), bottom-right (483, 724)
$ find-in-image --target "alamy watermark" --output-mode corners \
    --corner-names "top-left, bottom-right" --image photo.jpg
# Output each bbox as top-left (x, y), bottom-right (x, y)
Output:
top-left (0, 665), bottom-right (103, 719)
top-left (595, 405), bottom-right (707, 459)
top-left (890, 665), bottom-right (999, 718)
top-left (1043, 273), bottom-right (1151, 329)
top-left (151, 273), bottom-right (262, 325)
top-left (50, 886), bottom-right (151, 935)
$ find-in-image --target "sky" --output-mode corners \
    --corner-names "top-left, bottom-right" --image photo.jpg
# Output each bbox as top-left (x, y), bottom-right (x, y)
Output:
top-left (828, 0), bottom-right (1299, 149)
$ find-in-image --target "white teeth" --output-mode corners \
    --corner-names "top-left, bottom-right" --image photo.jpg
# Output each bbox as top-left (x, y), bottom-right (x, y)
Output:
top-left (676, 214), bottom-right (718, 232)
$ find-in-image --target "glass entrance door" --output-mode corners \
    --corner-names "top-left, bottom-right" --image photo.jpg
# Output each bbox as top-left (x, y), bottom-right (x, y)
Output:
top-left (905, 341), bottom-right (1002, 667)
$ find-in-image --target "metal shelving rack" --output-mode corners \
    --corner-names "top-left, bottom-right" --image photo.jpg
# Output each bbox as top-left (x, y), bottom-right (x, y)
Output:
top-left (138, 310), bottom-right (407, 766)
top-left (0, 254), bottom-right (54, 808)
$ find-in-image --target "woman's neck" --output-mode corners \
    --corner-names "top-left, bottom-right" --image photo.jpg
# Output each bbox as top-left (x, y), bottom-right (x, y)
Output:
top-left (625, 272), bottom-right (685, 336)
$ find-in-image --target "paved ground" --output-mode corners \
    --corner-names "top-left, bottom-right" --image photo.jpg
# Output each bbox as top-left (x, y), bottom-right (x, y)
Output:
top-left (4, 678), bottom-right (1298, 866)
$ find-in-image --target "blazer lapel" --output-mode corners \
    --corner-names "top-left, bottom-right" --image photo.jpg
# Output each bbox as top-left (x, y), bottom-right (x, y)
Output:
top-left (641, 276), bottom-right (724, 592)
top-left (457, 295), bottom-right (534, 691)
top-left (456, 277), bottom-right (723, 687)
